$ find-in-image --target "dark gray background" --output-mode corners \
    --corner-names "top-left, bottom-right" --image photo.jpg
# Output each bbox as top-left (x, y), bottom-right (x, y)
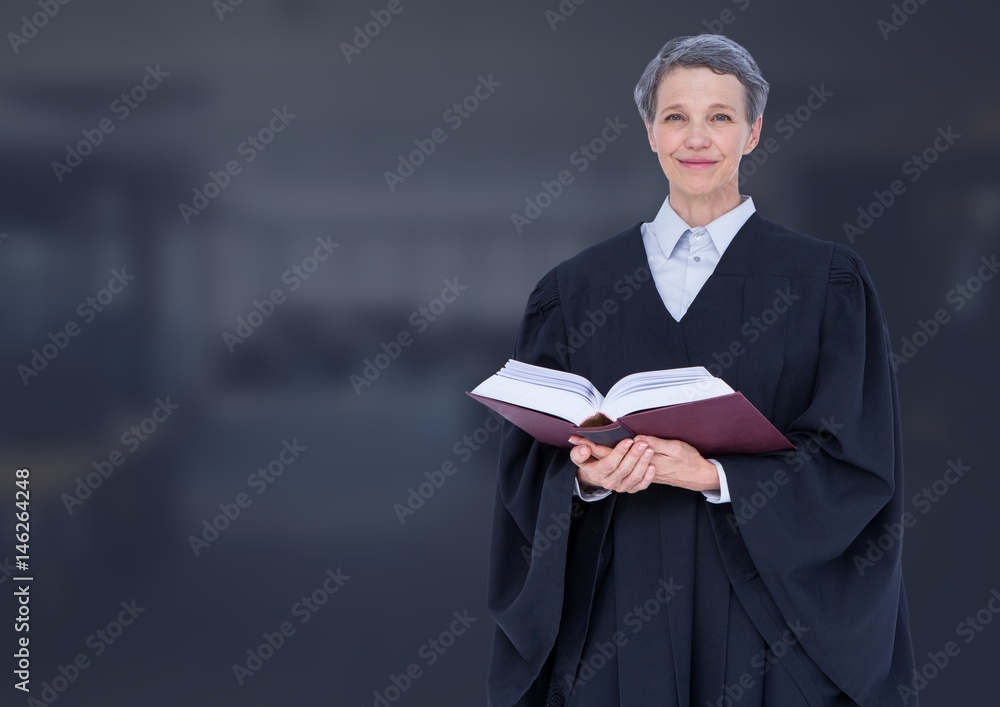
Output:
top-left (1, 0), bottom-right (998, 704)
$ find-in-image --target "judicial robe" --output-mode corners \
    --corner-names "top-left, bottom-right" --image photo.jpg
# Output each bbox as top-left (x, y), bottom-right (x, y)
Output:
top-left (486, 212), bottom-right (917, 706)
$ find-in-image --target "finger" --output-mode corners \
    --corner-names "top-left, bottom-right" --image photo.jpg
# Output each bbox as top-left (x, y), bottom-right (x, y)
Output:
top-left (588, 439), bottom-right (634, 487)
top-left (586, 444), bottom-right (614, 460)
top-left (569, 436), bottom-right (614, 459)
top-left (620, 448), bottom-right (656, 493)
top-left (570, 442), bottom-right (617, 466)
top-left (602, 439), bottom-right (650, 489)
top-left (633, 435), bottom-right (669, 454)
top-left (602, 437), bottom-right (644, 472)
top-left (623, 463), bottom-right (657, 494)
top-left (569, 444), bottom-right (592, 465)
top-left (634, 435), bottom-right (686, 458)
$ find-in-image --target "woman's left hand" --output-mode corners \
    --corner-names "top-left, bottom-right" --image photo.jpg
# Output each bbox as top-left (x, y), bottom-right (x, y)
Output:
top-left (634, 435), bottom-right (720, 492)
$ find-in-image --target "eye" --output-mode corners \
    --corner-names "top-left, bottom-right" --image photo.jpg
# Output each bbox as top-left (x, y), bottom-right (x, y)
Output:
top-left (663, 114), bottom-right (683, 122)
top-left (713, 114), bottom-right (732, 122)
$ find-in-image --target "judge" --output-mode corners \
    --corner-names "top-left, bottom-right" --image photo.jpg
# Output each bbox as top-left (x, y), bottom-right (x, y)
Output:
top-left (486, 34), bottom-right (917, 706)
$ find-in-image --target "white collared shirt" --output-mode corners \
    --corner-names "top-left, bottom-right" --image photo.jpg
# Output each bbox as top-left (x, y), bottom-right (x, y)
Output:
top-left (573, 193), bottom-right (756, 505)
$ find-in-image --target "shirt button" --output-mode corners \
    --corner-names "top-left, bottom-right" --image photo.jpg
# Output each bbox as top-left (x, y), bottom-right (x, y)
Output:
top-left (693, 256), bottom-right (701, 262)
top-left (695, 231), bottom-right (704, 239)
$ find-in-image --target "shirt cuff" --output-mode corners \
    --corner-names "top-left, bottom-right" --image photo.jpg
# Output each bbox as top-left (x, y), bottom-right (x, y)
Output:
top-left (573, 477), bottom-right (613, 502)
top-left (701, 459), bottom-right (731, 504)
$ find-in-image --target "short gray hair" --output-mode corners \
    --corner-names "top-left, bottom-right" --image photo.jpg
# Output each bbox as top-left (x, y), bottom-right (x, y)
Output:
top-left (634, 34), bottom-right (769, 126)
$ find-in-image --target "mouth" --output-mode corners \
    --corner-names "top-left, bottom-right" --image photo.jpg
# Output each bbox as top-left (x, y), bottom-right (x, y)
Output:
top-left (677, 158), bottom-right (718, 171)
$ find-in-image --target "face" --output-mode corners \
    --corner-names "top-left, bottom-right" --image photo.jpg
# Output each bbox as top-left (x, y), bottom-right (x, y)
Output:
top-left (645, 66), bottom-right (762, 205)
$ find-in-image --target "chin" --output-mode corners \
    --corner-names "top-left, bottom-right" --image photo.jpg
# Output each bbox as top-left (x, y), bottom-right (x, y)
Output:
top-left (669, 182), bottom-right (719, 198)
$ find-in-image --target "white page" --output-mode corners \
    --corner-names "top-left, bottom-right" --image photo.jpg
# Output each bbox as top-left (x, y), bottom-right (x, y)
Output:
top-left (471, 362), bottom-right (601, 424)
top-left (498, 360), bottom-right (603, 407)
top-left (604, 366), bottom-right (714, 398)
top-left (472, 360), bottom-right (733, 425)
top-left (602, 376), bottom-right (734, 421)
top-left (600, 366), bottom-right (733, 420)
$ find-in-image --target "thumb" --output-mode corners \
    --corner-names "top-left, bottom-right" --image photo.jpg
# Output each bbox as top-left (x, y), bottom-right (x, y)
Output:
top-left (570, 445), bottom-right (591, 464)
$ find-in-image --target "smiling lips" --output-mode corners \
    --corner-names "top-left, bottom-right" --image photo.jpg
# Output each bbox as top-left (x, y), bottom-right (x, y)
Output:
top-left (677, 158), bottom-right (718, 171)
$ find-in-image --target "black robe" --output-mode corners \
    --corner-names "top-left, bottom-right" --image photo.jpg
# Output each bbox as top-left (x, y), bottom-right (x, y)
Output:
top-left (486, 212), bottom-right (917, 706)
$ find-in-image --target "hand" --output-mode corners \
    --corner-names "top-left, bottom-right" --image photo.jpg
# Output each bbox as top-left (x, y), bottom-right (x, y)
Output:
top-left (567, 435), bottom-right (656, 494)
top-left (632, 435), bottom-right (720, 493)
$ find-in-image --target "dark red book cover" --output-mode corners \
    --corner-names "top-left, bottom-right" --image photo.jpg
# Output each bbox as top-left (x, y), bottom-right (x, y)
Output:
top-left (466, 391), bottom-right (795, 457)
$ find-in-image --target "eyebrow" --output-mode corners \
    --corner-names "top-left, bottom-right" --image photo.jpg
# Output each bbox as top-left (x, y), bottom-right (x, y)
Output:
top-left (659, 102), bottom-right (738, 115)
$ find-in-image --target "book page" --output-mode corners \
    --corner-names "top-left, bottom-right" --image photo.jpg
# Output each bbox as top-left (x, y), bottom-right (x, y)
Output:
top-left (601, 366), bottom-right (734, 421)
top-left (471, 360), bottom-right (736, 426)
top-left (469, 360), bottom-right (602, 424)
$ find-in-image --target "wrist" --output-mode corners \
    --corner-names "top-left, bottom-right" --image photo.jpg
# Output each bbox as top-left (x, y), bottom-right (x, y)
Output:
top-left (578, 479), bottom-right (607, 494)
top-left (700, 458), bottom-right (720, 493)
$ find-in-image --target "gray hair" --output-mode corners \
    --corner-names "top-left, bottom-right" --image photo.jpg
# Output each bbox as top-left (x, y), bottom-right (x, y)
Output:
top-left (634, 34), bottom-right (769, 126)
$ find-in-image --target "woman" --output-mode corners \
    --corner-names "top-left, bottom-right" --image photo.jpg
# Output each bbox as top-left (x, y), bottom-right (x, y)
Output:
top-left (487, 35), bottom-right (917, 706)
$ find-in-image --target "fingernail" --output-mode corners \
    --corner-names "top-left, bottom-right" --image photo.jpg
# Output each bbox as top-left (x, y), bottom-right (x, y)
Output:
top-left (623, 439), bottom-right (634, 448)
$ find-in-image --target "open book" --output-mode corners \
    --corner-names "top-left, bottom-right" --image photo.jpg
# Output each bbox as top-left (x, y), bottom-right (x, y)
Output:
top-left (467, 360), bottom-right (795, 456)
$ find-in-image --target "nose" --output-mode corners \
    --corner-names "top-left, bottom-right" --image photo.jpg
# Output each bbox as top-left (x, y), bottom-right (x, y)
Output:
top-left (683, 120), bottom-right (711, 149)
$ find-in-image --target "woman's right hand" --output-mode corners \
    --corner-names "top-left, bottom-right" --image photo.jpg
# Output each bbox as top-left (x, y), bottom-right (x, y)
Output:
top-left (568, 435), bottom-right (656, 494)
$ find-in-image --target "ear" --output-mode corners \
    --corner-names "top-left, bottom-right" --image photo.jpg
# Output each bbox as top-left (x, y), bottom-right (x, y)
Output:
top-left (743, 115), bottom-right (763, 154)
top-left (645, 121), bottom-right (657, 152)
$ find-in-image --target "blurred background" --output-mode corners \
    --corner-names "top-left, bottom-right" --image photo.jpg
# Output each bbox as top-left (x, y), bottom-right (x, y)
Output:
top-left (0, 0), bottom-right (998, 704)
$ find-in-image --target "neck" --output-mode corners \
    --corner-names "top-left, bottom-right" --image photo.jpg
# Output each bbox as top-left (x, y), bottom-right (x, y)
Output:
top-left (668, 190), bottom-right (742, 228)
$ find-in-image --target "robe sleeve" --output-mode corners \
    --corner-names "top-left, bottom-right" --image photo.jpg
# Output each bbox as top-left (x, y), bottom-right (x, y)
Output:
top-left (486, 266), bottom-right (580, 707)
top-left (708, 242), bottom-right (909, 703)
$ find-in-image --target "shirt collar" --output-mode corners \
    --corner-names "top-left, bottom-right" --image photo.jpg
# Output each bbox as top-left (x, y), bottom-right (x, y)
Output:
top-left (647, 194), bottom-right (756, 258)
